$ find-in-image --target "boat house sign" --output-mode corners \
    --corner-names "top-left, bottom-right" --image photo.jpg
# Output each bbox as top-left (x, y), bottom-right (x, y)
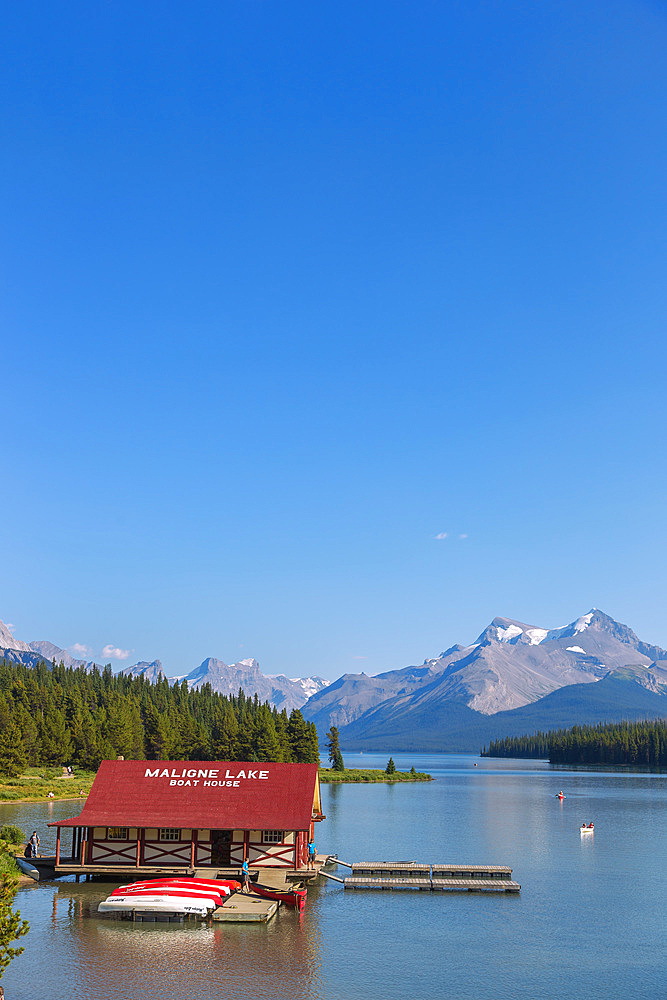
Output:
top-left (145, 766), bottom-right (271, 787)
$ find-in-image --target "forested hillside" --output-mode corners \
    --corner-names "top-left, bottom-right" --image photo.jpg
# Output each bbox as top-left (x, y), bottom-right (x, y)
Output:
top-left (0, 659), bottom-right (319, 773)
top-left (483, 719), bottom-right (666, 766)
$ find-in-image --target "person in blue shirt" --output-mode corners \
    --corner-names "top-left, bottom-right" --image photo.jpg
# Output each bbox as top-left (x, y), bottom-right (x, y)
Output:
top-left (241, 858), bottom-right (250, 892)
top-left (307, 838), bottom-right (316, 869)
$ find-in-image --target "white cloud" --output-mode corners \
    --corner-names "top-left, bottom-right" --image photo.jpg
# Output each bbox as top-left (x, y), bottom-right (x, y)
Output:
top-left (459, 533), bottom-right (468, 539)
top-left (435, 532), bottom-right (448, 540)
top-left (352, 655), bottom-right (368, 660)
top-left (6, 623), bottom-right (15, 631)
top-left (70, 643), bottom-right (92, 656)
top-left (102, 644), bottom-right (131, 660)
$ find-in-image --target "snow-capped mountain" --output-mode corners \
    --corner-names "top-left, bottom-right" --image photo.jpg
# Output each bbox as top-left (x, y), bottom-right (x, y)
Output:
top-left (0, 619), bottom-right (328, 712)
top-left (302, 609), bottom-right (667, 741)
top-left (181, 657), bottom-right (329, 712)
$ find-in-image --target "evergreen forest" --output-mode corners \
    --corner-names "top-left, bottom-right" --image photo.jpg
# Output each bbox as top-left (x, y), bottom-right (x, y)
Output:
top-left (0, 659), bottom-right (320, 773)
top-left (482, 719), bottom-right (666, 766)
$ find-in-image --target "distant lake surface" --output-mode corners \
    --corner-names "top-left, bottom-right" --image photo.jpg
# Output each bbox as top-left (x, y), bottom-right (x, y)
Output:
top-left (3, 752), bottom-right (666, 1000)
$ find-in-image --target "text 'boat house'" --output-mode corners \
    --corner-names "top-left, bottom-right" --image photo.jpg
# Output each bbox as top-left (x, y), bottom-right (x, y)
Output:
top-left (49, 759), bottom-right (324, 877)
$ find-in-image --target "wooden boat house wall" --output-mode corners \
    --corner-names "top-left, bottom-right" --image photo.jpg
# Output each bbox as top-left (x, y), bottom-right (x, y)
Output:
top-left (50, 760), bottom-right (324, 874)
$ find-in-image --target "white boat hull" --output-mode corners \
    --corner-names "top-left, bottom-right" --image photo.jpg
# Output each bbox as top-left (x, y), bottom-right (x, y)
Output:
top-left (98, 894), bottom-right (213, 916)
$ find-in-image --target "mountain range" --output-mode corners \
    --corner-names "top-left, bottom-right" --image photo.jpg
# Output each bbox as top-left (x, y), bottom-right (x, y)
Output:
top-left (300, 609), bottom-right (667, 750)
top-left (0, 622), bottom-right (328, 713)
top-left (2, 609), bottom-right (666, 750)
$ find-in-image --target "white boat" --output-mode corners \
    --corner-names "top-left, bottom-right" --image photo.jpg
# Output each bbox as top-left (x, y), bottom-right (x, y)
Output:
top-left (15, 856), bottom-right (40, 880)
top-left (98, 894), bottom-right (213, 916)
top-left (98, 877), bottom-right (239, 917)
top-left (580, 824), bottom-right (595, 834)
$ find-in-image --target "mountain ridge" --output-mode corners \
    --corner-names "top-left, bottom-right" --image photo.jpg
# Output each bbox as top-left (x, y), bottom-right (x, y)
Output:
top-left (0, 622), bottom-right (328, 713)
top-left (301, 609), bottom-right (667, 746)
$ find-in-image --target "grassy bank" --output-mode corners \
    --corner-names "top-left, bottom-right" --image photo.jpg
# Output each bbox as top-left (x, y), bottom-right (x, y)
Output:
top-left (0, 827), bottom-right (25, 879)
top-left (0, 842), bottom-right (21, 879)
top-left (0, 768), bottom-right (96, 803)
top-left (318, 767), bottom-right (432, 783)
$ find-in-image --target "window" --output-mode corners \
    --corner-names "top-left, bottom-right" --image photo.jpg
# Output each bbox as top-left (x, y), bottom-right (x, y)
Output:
top-left (107, 827), bottom-right (129, 841)
top-left (262, 830), bottom-right (284, 844)
top-left (159, 828), bottom-right (181, 842)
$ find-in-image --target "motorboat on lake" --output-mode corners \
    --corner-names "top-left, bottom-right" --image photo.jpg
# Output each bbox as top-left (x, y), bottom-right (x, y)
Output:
top-left (580, 823), bottom-right (595, 834)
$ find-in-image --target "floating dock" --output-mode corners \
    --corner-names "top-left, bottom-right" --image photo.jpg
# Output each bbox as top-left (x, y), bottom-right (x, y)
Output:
top-left (212, 895), bottom-right (278, 923)
top-left (324, 861), bottom-right (521, 893)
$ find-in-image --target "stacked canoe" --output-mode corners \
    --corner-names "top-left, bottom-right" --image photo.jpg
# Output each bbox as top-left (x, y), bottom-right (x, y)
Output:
top-left (98, 878), bottom-right (241, 918)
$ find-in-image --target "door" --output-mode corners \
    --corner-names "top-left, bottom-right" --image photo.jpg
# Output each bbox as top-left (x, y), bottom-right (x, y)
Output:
top-left (210, 829), bottom-right (232, 866)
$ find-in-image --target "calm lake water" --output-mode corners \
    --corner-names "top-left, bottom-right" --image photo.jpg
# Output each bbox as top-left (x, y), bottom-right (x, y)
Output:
top-left (3, 752), bottom-right (666, 1000)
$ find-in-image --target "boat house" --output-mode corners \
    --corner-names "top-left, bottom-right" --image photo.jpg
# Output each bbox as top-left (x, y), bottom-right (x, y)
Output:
top-left (49, 759), bottom-right (324, 878)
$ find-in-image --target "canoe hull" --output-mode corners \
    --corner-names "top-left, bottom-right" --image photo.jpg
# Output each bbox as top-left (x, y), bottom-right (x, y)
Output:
top-left (15, 856), bottom-right (40, 880)
top-left (99, 895), bottom-right (213, 915)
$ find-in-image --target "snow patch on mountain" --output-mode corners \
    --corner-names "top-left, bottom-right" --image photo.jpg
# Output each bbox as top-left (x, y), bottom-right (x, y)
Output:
top-left (494, 624), bottom-right (523, 641)
top-left (523, 628), bottom-right (548, 645)
top-left (566, 646), bottom-right (586, 654)
top-left (573, 612), bottom-right (595, 634)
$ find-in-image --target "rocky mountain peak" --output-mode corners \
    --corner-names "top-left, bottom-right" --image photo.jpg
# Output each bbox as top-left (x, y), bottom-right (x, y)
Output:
top-left (0, 620), bottom-right (33, 652)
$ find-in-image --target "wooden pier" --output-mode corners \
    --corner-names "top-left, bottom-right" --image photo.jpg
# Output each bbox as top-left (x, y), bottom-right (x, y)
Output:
top-left (325, 861), bottom-right (520, 894)
top-left (212, 895), bottom-right (278, 923)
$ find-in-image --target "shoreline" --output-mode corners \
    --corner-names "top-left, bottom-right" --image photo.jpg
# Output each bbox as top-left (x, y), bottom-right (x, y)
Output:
top-left (0, 795), bottom-right (88, 805)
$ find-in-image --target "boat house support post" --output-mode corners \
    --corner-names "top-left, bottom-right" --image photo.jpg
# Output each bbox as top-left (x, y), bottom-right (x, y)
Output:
top-left (136, 830), bottom-right (141, 867)
top-left (55, 827), bottom-right (61, 866)
top-left (243, 829), bottom-right (249, 861)
top-left (190, 831), bottom-right (196, 869)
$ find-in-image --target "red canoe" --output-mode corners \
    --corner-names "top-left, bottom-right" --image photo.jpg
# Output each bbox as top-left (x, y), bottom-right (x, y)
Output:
top-left (249, 881), bottom-right (307, 911)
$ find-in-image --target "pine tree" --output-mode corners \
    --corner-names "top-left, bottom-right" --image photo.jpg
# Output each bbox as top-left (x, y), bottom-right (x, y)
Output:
top-left (0, 871), bottom-right (29, 977)
top-left (288, 710), bottom-right (319, 763)
top-left (254, 706), bottom-right (280, 762)
top-left (326, 726), bottom-right (344, 771)
top-left (0, 724), bottom-right (28, 778)
top-left (39, 703), bottom-right (73, 765)
top-left (385, 757), bottom-right (396, 775)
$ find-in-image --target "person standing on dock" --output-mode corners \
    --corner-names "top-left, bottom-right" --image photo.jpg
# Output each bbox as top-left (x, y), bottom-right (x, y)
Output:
top-left (241, 858), bottom-right (250, 893)
top-left (29, 831), bottom-right (40, 858)
top-left (307, 837), bottom-right (316, 870)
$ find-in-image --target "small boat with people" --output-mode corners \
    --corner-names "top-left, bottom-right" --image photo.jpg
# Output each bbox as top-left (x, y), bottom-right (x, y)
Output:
top-left (580, 823), bottom-right (595, 834)
top-left (556, 791), bottom-right (566, 800)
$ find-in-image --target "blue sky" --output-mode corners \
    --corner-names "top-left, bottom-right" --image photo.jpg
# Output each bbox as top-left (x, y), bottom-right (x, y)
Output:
top-left (2, 0), bottom-right (666, 679)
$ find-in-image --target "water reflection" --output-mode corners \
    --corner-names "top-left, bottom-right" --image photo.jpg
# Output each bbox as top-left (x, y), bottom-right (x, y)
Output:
top-left (4, 755), bottom-right (666, 1000)
top-left (12, 879), bottom-right (324, 1000)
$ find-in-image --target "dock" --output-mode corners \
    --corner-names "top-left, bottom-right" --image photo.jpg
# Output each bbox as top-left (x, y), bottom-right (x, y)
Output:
top-left (324, 861), bottom-right (521, 893)
top-left (212, 894), bottom-right (278, 923)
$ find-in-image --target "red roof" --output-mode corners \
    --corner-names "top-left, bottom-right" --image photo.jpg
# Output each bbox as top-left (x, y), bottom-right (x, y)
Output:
top-left (50, 760), bottom-right (319, 830)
